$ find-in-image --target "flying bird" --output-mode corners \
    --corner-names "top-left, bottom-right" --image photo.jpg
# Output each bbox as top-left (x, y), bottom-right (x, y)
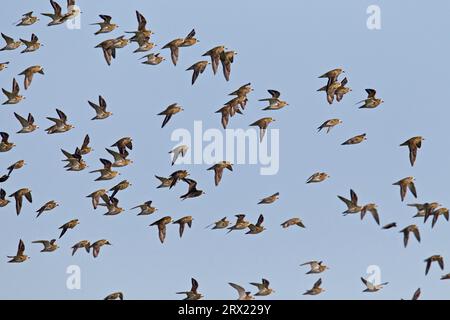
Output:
top-left (246, 214), bottom-right (265, 234)
top-left (176, 278), bottom-right (203, 300)
top-left (424, 255), bottom-right (444, 275)
top-left (58, 0), bottom-right (81, 23)
top-left (111, 137), bottom-right (133, 156)
top-left (79, 134), bottom-right (93, 155)
top-left (126, 11), bottom-right (153, 44)
top-left (303, 278), bottom-right (324, 296)
top-left (20, 34), bottom-right (42, 53)
top-left (173, 216), bottom-right (193, 238)
top-left (162, 29), bottom-right (198, 66)
top-left (215, 105), bottom-right (234, 129)
top-left (361, 277), bottom-right (388, 292)
top-left (281, 218), bottom-right (305, 229)
top-left (133, 37), bottom-right (156, 53)
top-left (0, 132), bottom-right (15, 152)
top-left (334, 77), bottom-right (352, 102)
top-left (202, 45), bottom-right (226, 75)
top-left (393, 177), bottom-right (417, 202)
top-left (220, 50), bottom-right (237, 81)
top-left (95, 36), bottom-right (129, 66)
top-left (109, 180), bottom-right (131, 198)
top-left (150, 216), bottom-right (172, 244)
top-left (250, 117), bottom-right (275, 142)
top-left (360, 203), bottom-right (380, 225)
top-left (90, 159), bottom-right (119, 181)
top-left (250, 278), bottom-right (274, 296)
top-left (338, 189), bottom-right (362, 215)
top-left (158, 103), bottom-right (184, 128)
top-left (90, 239), bottom-right (111, 258)
top-left (400, 224), bottom-right (421, 248)
top-left (95, 38), bottom-right (117, 66)
top-left (41, 0), bottom-right (64, 26)
top-left (229, 283), bottom-right (254, 300)
top-left (0, 33), bottom-right (22, 51)
top-left (317, 119), bottom-right (342, 133)
top-left (7, 160), bottom-right (25, 176)
top-left (61, 148), bottom-right (87, 172)
top-left (104, 292), bottom-right (124, 300)
top-left (411, 288), bottom-right (421, 300)
top-left (207, 161), bottom-right (233, 186)
top-left (306, 172), bottom-right (329, 184)
top-left (32, 239), bottom-right (59, 252)
top-left (169, 145), bottom-right (188, 166)
top-left (71, 240), bottom-right (90, 256)
top-left (229, 83), bottom-right (253, 99)
top-left (300, 261), bottom-right (329, 274)
top-left (2, 78), bottom-right (24, 105)
top-left (106, 149), bottom-right (132, 167)
top-left (431, 208), bottom-right (449, 228)
top-left (400, 136), bottom-right (424, 167)
top-left (260, 90), bottom-right (289, 110)
top-left (186, 61), bottom-right (209, 85)
top-left (59, 219), bottom-right (79, 238)
top-left (89, 95), bottom-right (112, 120)
top-left (357, 89), bottom-right (384, 109)
top-left (131, 201), bottom-right (157, 216)
top-left (258, 192), bottom-right (279, 204)
top-left (205, 217), bottom-right (229, 230)
top-left (155, 175), bottom-right (174, 189)
top-left (409, 202), bottom-right (441, 222)
top-left (86, 189), bottom-right (107, 210)
top-left (99, 195), bottom-right (124, 216)
top-left (168, 170), bottom-right (189, 189)
top-left (341, 133), bottom-right (367, 145)
top-left (18, 65), bottom-right (44, 89)
top-left (180, 178), bottom-right (205, 200)
top-left (14, 112), bottom-right (38, 134)
top-left (8, 239), bottom-right (29, 263)
top-left (9, 188), bottom-right (32, 215)
top-left (227, 214), bottom-right (250, 233)
top-left (318, 68), bottom-right (344, 85)
top-left (45, 109), bottom-right (74, 134)
top-left (16, 12), bottom-right (39, 26)
top-left (382, 222), bottom-right (397, 230)
top-left (36, 200), bottom-right (58, 218)
top-left (91, 15), bottom-right (118, 35)
top-left (140, 53), bottom-right (165, 65)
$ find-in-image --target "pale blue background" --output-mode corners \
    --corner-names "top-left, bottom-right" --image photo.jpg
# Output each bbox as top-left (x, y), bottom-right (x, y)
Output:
top-left (0, 0), bottom-right (449, 300)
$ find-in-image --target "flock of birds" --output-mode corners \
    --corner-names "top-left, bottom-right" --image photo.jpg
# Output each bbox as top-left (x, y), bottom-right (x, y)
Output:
top-left (0, 1), bottom-right (447, 300)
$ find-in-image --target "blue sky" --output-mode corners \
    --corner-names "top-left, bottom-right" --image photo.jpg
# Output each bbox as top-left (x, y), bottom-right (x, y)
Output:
top-left (1, 0), bottom-right (450, 299)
